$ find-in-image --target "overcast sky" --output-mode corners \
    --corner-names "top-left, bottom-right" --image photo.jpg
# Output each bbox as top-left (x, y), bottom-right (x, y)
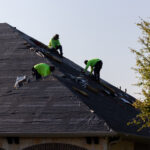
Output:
top-left (0, 0), bottom-right (149, 98)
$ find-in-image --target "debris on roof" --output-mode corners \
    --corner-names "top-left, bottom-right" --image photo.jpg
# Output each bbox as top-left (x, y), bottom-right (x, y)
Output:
top-left (14, 76), bottom-right (30, 89)
top-left (72, 87), bottom-right (88, 97)
top-left (120, 97), bottom-right (131, 104)
top-left (86, 85), bottom-right (99, 94)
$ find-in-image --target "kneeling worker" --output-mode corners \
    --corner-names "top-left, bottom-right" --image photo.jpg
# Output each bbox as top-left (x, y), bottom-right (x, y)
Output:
top-left (48, 34), bottom-right (63, 57)
top-left (84, 58), bottom-right (103, 81)
top-left (32, 63), bottom-right (55, 80)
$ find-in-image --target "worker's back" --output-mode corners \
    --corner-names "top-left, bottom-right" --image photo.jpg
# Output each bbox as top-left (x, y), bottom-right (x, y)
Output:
top-left (34, 63), bottom-right (51, 77)
top-left (48, 38), bottom-right (60, 49)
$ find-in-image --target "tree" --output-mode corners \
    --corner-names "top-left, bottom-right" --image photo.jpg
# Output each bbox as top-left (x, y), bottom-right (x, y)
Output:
top-left (129, 19), bottom-right (150, 130)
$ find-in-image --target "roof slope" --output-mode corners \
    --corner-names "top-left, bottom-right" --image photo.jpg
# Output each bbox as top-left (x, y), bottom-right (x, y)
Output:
top-left (0, 23), bottom-right (150, 138)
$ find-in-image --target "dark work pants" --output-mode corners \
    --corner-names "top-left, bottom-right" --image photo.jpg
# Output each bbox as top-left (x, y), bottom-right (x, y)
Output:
top-left (93, 60), bottom-right (103, 81)
top-left (50, 45), bottom-right (63, 57)
top-left (32, 67), bottom-right (42, 80)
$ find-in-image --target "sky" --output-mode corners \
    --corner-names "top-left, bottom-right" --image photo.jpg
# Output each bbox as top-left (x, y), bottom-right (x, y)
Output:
top-left (0, 0), bottom-right (149, 98)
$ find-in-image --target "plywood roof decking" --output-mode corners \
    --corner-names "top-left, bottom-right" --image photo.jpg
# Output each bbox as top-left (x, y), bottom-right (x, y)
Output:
top-left (0, 23), bottom-right (149, 138)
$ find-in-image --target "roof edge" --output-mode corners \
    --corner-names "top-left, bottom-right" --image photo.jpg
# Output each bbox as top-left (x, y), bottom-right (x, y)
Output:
top-left (0, 131), bottom-right (117, 138)
top-left (0, 131), bottom-right (149, 141)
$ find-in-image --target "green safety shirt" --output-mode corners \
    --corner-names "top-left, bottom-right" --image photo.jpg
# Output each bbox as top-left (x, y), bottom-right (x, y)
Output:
top-left (34, 63), bottom-right (51, 77)
top-left (48, 38), bottom-right (61, 49)
top-left (84, 58), bottom-right (100, 74)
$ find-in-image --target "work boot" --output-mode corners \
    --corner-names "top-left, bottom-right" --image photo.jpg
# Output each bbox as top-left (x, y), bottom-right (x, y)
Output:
top-left (60, 52), bottom-right (63, 58)
top-left (57, 54), bottom-right (63, 58)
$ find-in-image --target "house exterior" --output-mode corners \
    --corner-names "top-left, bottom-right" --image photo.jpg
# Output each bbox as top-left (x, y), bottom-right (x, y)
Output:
top-left (0, 23), bottom-right (149, 150)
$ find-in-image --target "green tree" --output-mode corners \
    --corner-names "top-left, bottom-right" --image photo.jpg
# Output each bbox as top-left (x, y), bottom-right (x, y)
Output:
top-left (129, 19), bottom-right (150, 130)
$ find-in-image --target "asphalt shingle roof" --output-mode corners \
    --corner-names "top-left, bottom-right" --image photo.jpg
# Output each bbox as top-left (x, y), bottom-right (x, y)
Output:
top-left (0, 23), bottom-right (150, 138)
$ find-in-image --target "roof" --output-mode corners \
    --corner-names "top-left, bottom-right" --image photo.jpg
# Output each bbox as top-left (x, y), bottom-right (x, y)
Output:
top-left (0, 23), bottom-right (150, 139)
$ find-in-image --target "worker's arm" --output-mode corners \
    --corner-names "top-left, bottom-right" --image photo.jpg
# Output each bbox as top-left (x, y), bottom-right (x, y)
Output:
top-left (84, 63), bottom-right (90, 72)
top-left (90, 66), bottom-right (93, 74)
top-left (48, 41), bottom-right (51, 48)
top-left (57, 40), bottom-right (61, 46)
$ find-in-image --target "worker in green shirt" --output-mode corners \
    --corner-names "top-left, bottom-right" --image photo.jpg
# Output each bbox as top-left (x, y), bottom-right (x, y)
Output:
top-left (32, 63), bottom-right (55, 80)
top-left (48, 34), bottom-right (63, 57)
top-left (84, 58), bottom-right (103, 81)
